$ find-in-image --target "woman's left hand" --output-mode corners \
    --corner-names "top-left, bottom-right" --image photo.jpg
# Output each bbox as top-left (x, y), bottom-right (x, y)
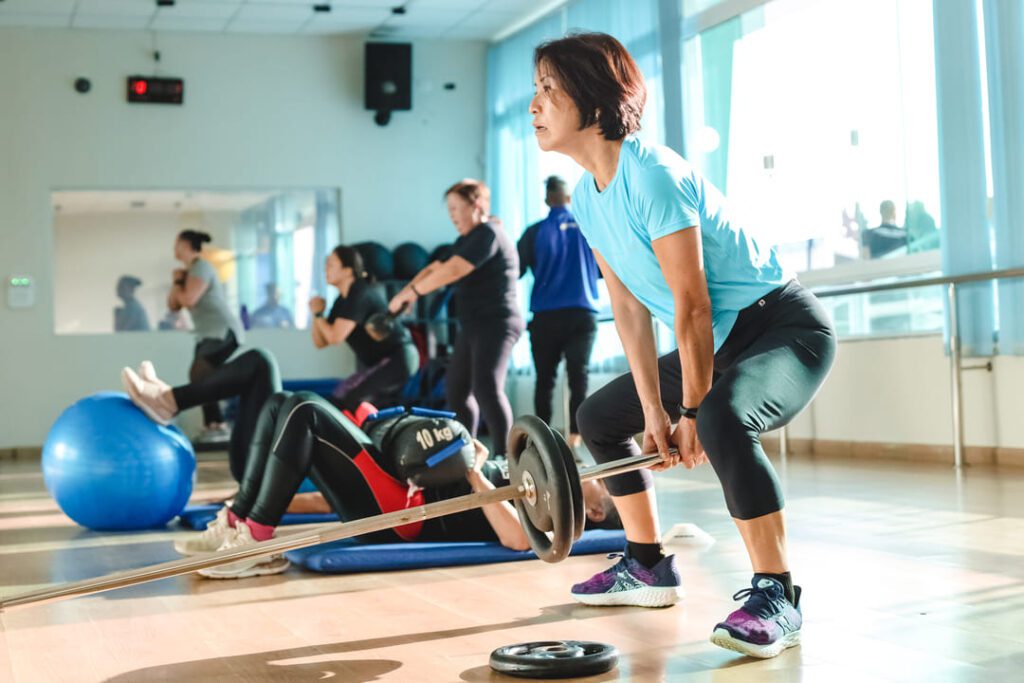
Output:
top-left (388, 287), bottom-right (417, 314)
top-left (672, 417), bottom-right (708, 470)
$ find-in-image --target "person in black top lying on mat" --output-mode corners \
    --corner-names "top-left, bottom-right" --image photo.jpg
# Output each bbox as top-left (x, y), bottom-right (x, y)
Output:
top-left (310, 245), bottom-right (419, 412)
top-left (122, 360), bottom-right (620, 579)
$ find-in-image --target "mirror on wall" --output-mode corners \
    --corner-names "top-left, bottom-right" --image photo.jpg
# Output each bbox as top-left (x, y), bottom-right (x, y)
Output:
top-left (52, 189), bottom-right (341, 335)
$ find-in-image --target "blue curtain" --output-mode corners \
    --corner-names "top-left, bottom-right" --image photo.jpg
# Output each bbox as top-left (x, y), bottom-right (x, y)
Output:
top-left (984, 0), bottom-right (1024, 355)
top-left (485, 14), bottom-right (564, 238)
top-left (933, 0), bottom-right (994, 357)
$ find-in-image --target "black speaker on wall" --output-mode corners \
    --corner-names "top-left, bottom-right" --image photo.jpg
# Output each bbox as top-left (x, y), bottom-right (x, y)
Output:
top-left (365, 42), bottom-right (412, 126)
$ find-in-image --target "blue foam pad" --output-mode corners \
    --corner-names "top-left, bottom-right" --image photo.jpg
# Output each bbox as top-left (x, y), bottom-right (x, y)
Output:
top-left (281, 378), bottom-right (340, 398)
top-left (177, 504), bottom-right (338, 530)
top-left (285, 529), bottom-right (627, 573)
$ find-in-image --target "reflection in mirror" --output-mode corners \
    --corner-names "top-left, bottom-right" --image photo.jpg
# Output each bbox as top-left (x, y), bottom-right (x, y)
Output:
top-left (52, 189), bottom-right (341, 334)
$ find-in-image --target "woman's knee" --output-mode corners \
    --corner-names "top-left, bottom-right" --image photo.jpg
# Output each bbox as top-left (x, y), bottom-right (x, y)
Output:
top-left (575, 387), bottom-right (623, 444)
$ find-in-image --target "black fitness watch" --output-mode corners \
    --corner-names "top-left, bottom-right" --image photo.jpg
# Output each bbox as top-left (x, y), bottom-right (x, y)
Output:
top-left (678, 404), bottom-right (699, 420)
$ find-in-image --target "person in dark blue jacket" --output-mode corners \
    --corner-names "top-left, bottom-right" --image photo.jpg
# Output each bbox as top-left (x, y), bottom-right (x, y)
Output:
top-left (518, 175), bottom-right (601, 448)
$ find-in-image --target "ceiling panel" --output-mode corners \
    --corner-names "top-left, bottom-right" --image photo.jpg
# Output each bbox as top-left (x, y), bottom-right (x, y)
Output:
top-left (0, 0), bottom-right (562, 40)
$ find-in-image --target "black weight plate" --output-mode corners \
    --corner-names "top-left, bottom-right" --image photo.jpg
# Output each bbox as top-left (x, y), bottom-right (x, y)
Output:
top-left (490, 640), bottom-right (619, 679)
top-left (507, 416), bottom-right (575, 563)
top-left (553, 430), bottom-right (585, 541)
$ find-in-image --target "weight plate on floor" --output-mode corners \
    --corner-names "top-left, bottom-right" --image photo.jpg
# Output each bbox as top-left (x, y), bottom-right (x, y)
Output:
top-left (489, 640), bottom-right (619, 679)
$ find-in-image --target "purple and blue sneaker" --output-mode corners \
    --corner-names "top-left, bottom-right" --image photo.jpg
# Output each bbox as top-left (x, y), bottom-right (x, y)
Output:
top-left (570, 551), bottom-right (684, 607)
top-left (710, 576), bottom-right (802, 658)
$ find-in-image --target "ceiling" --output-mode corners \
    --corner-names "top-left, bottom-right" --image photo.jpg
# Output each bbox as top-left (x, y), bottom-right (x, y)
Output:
top-left (0, 0), bottom-right (555, 40)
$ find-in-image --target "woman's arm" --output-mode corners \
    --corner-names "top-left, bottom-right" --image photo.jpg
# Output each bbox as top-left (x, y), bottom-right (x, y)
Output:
top-left (466, 440), bottom-right (529, 551)
top-left (389, 258), bottom-right (474, 312)
top-left (593, 249), bottom-right (672, 456)
top-left (314, 316), bottom-right (357, 347)
top-left (651, 227), bottom-right (713, 469)
top-left (466, 470), bottom-right (530, 551)
top-left (174, 275), bottom-right (211, 309)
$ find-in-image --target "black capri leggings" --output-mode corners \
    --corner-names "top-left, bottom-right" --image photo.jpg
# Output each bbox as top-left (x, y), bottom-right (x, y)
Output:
top-left (446, 316), bottom-right (524, 456)
top-left (190, 331), bottom-right (239, 426)
top-left (576, 281), bottom-right (836, 521)
top-left (173, 347), bottom-right (281, 482)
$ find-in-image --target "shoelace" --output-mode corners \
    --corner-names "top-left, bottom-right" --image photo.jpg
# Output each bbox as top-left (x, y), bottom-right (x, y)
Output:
top-left (731, 586), bottom-right (784, 619)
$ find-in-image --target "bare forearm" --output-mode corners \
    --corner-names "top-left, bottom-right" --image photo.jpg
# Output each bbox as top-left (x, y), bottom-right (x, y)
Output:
top-left (409, 262), bottom-right (462, 297)
top-left (310, 317), bottom-right (328, 348)
top-left (676, 303), bottom-right (714, 407)
top-left (408, 262), bottom-right (439, 287)
top-left (614, 302), bottom-right (662, 411)
top-left (466, 470), bottom-right (528, 550)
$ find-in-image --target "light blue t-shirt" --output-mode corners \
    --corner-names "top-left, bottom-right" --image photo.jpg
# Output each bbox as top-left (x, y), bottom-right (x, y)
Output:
top-left (572, 136), bottom-right (791, 352)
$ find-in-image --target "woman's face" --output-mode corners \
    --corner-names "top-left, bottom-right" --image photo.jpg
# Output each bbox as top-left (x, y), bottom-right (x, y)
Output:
top-left (530, 63), bottom-right (583, 153)
top-left (446, 193), bottom-right (480, 236)
top-left (325, 253), bottom-right (346, 287)
top-left (173, 238), bottom-right (192, 262)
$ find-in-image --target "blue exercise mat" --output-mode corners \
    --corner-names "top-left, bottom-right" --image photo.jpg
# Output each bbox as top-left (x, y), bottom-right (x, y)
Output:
top-left (285, 529), bottom-right (627, 573)
top-left (177, 504), bottom-right (338, 530)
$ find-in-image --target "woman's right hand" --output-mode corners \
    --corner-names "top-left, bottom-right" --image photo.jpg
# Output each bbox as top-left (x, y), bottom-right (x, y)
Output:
top-left (469, 439), bottom-right (490, 473)
top-left (308, 296), bottom-right (326, 315)
top-left (642, 406), bottom-right (680, 472)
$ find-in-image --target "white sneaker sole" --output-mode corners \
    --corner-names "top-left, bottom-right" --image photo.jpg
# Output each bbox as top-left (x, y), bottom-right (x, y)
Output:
top-left (198, 557), bottom-right (291, 580)
top-left (121, 368), bottom-right (172, 426)
top-left (571, 585), bottom-right (684, 607)
top-left (710, 627), bottom-right (801, 659)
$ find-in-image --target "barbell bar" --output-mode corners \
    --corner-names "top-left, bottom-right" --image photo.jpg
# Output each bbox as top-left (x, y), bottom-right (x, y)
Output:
top-left (1, 416), bottom-right (668, 613)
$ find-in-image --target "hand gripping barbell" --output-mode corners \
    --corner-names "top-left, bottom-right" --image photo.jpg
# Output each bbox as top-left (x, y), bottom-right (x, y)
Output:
top-left (1, 415), bottom-right (668, 612)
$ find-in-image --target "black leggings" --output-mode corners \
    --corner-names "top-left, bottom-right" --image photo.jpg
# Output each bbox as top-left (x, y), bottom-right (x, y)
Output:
top-left (576, 281), bottom-right (836, 520)
top-left (190, 331), bottom-right (239, 426)
top-left (529, 309), bottom-right (597, 434)
top-left (330, 344), bottom-right (418, 412)
top-left (173, 348), bottom-right (281, 482)
top-left (227, 392), bottom-right (407, 540)
top-left (446, 316), bottom-right (523, 456)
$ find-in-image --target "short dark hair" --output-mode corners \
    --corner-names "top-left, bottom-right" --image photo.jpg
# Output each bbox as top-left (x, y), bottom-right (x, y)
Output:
top-left (534, 32), bottom-right (647, 141)
top-left (545, 175), bottom-right (567, 194)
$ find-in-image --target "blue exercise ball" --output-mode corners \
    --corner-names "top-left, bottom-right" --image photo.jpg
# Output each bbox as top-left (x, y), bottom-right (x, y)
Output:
top-left (43, 392), bottom-right (196, 531)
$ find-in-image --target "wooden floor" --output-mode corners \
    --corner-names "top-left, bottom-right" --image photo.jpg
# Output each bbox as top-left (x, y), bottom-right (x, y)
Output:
top-left (2, 452), bottom-right (1023, 682)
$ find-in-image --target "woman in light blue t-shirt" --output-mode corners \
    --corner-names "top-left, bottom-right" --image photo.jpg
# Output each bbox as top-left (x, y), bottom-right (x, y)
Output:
top-left (529, 32), bottom-right (836, 659)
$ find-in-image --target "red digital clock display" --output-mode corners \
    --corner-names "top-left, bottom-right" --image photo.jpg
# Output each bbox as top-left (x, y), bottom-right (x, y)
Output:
top-left (127, 76), bottom-right (184, 105)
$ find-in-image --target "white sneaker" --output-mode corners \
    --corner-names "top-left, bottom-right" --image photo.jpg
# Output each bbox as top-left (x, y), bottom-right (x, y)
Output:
top-left (175, 506), bottom-right (234, 556)
top-left (198, 523), bottom-right (290, 580)
top-left (195, 424), bottom-right (231, 444)
top-left (121, 366), bottom-right (175, 425)
top-left (138, 360), bottom-right (171, 390)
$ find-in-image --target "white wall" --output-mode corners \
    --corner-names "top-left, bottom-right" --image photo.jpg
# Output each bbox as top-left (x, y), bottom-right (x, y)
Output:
top-left (0, 27), bottom-right (486, 448)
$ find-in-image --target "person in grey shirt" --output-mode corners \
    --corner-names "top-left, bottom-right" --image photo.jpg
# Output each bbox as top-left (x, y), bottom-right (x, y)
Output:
top-left (168, 229), bottom-right (245, 439)
top-left (114, 275), bottom-right (150, 332)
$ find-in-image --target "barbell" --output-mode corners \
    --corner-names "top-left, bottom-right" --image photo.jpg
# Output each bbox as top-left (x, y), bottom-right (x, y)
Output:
top-left (0, 415), bottom-right (666, 612)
